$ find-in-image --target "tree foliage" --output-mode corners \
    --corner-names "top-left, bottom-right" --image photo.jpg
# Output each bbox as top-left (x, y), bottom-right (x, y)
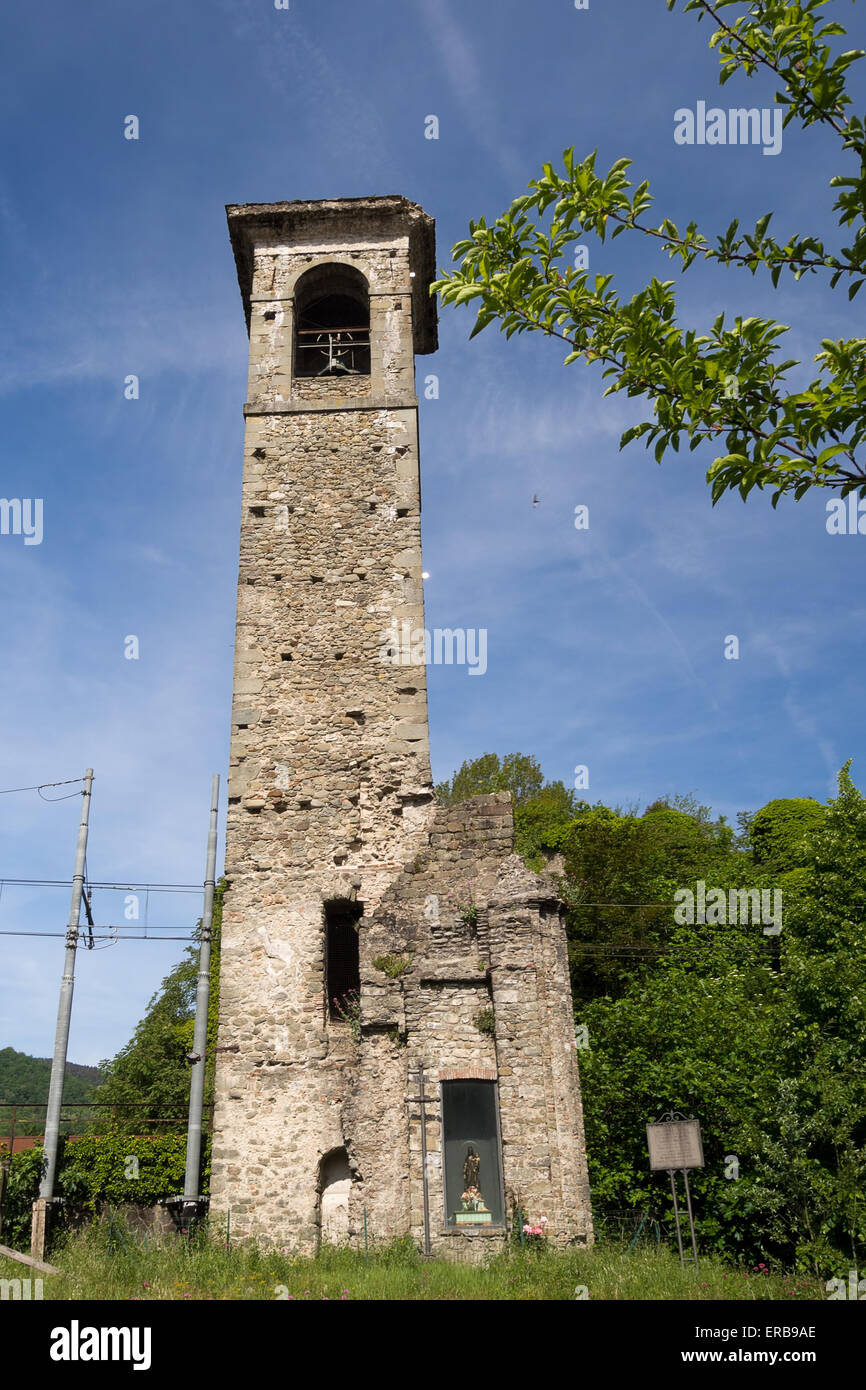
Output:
top-left (0, 1049), bottom-right (103, 1136)
top-left (436, 749), bottom-right (864, 1270)
top-left (90, 883), bottom-right (224, 1133)
top-left (0, 1134), bottom-right (188, 1251)
top-left (749, 796), bottom-right (826, 867)
top-left (436, 751), bottom-right (570, 810)
top-left (432, 0), bottom-right (866, 504)
top-left (573, 765), bottom-right (864, 1273)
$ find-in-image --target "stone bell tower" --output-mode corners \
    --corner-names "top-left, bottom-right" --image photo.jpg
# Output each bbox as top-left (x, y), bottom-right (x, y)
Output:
top-left (210, 197), bottom-right (593, 1256)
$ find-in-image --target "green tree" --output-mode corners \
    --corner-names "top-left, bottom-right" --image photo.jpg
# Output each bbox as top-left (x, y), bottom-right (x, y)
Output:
top-left (580, 764), bottom-right (866, 1271)
top-left (432, 0), bottom-right (866, 504)
top-left (436, 751), bottom-right (581, 866)
top-left (0, 1049), bottom-right (103, 1138)
top-left (91, 883), bottom-right (223, 1133)
top-left (513, 781), bottom-right (586, 866)
top-left (759, 763), bottom-right (866, 1272)
top-left (552, 799), bottom-right (745, 1000)
top-left (581, 939), bottom-right (780, 1260)
top-left (749, 796), bottom-right (826, 868)
top-left (436, 751), bottom-right (550, 807)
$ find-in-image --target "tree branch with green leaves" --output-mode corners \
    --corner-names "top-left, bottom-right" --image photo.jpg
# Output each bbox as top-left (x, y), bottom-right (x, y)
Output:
top-left (431, 0), bottom-right (866, 505)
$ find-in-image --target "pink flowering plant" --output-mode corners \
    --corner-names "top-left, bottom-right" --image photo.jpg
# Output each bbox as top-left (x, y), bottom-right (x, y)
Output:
top-left (332, 988), bottom-right (361, 1040)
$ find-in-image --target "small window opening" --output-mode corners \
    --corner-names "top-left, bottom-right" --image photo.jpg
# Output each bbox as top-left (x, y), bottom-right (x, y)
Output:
top-left (325, 899), bottom-right (362, 1021)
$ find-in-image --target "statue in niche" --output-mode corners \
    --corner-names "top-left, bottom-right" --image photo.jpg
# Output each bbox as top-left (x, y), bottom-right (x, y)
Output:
top-left (458, 1144), bottom-right (491, 1221)
top-left (463, 1145), bottom-right (480, 1191)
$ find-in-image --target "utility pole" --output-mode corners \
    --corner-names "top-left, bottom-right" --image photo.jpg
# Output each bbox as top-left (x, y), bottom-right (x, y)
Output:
top-left (182, 774), bottom-right (220, 1216)
top-left (32, 768), bottom-right (93, 1259)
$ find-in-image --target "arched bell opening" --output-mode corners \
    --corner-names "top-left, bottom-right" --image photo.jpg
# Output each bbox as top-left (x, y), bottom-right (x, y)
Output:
top-left (294, 264), bottom-right (371, 378)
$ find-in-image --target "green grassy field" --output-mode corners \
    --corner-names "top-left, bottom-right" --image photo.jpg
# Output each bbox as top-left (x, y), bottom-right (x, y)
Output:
top-left (0, 1225), bottom-right (825, 1301)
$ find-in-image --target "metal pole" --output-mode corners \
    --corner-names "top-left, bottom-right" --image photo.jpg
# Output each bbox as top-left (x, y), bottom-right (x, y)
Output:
top-left (183, 774), bottom-right (219, 1203)
top-left (0, 1152), bottom-right (10, 1241)
top-left (682, 1167), bottom-right (699, 1267)
top-left (626, 1207), bottom-right (650, 1256)
top-left (363, 1205), bottom-right (369, 1267)
top-left (39, 770), bottom-right (93, 1200)
top-left (669, 1168), bottom-right (686, 1269)
top-left (417, 1064), bottom-right (432, 1257)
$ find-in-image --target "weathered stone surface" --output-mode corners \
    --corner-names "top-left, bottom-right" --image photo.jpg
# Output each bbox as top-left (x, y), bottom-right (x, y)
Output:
top-left (210, 197), bottom-right (593, 1260)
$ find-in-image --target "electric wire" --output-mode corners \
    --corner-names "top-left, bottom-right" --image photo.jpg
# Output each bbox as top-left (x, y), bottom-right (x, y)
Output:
top-left (0, 777), bottom-right (86, 799)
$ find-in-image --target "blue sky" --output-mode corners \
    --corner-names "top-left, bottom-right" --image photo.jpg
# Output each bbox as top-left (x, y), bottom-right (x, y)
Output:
top-left (1, 0), bottom-right (864, 1066)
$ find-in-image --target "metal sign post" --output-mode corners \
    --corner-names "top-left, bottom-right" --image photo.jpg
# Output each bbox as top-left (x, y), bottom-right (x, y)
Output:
top-left (646, 1111), bottom-right (703, 1269)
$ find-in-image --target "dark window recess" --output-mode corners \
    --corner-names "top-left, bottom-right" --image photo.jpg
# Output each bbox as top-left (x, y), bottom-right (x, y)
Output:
top-left (442, 1080), bottom-right (505, 1228)
top-left (294, 265), bottom-right (370, 378)
top-left (325, 900), bottom-right (362, 1020)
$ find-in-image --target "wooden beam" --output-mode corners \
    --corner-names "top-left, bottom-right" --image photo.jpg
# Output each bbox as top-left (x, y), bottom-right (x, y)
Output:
top-left (0, 1242), bottom-right (60, 1275)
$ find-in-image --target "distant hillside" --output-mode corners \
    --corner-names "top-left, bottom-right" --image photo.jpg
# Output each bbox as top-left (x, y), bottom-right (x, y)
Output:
top-left (0, 1046), bottom-right (104, 1107)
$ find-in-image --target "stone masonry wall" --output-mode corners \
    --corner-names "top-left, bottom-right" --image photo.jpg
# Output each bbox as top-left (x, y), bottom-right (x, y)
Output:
top-left (210, 199), bottom-right (592, 1257)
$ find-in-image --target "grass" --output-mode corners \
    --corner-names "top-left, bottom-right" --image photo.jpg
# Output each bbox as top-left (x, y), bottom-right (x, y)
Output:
top-left (0, 1224), bottom-right (827, 1301)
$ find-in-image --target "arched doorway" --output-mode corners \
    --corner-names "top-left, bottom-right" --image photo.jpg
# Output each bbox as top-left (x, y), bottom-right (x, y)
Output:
top-left (318, 1147), bottom-right (352, 1245)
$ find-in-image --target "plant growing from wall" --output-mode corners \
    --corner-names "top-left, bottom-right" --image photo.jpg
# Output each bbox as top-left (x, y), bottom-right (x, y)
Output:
top-left (457, 889), bottom-right (479, 929)
top-left (372, 954), bottom-right (413, 979)
top-left (332, 989), bottom-right (362, 1042)
top-left (474, 1007), bottom-right (495, 1035)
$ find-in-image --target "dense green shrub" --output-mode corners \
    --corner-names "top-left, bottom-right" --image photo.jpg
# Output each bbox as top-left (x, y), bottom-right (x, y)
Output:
top-left (0, 1132), bottom-right (191, 1251)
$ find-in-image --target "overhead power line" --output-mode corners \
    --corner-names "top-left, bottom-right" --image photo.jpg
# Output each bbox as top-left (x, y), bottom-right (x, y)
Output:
top-left (0, 878), bottom-right (202, 892)
top-left (0, 930), bottom-right (196, 941)
top-left (0, 777), bottom-right (86, 799)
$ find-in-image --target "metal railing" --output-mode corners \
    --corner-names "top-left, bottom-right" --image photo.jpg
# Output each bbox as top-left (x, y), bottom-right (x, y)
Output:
top-left (295, 326), bottom-right (370, 377)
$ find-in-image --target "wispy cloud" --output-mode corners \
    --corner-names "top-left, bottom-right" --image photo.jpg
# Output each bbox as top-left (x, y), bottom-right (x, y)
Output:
top-left (414, 0), bottom-right (526, 185)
